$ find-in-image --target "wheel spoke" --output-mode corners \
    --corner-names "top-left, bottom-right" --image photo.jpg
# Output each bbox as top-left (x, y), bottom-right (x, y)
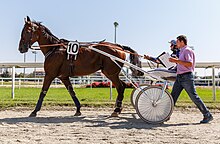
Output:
top-left (135, 86), bottom-right (174, 124)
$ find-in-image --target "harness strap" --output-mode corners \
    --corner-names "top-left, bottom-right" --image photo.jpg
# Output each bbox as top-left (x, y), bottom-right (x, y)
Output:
top-left (45, 48), bottom-right (56, 59)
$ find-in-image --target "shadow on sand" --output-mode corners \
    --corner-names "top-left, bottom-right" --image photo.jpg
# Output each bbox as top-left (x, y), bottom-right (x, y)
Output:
top-left (0, 112), bottom-right (201, 130)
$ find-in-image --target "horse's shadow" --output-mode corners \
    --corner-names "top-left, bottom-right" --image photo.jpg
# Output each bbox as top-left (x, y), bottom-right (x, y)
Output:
top-left (0, 115), bottom-right (85, 124)
top-left (83, 113), bottom-right (201, 129)
top-left (0, 112), bottom-right (200, 129)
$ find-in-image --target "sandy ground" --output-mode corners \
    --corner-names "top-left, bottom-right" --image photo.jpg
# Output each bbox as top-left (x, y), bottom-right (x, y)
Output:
top-left (0, 107), bottom-right (219, 144)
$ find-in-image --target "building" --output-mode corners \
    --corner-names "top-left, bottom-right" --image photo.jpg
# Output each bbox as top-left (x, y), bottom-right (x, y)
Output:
top-left (34, 69), bottom-right (45, 77)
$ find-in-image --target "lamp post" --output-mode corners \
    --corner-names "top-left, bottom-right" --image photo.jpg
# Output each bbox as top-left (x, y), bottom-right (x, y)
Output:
top-left (110, 22), bottom-right (119, 100)
top-left (114, 22), bottom-right (119, 43)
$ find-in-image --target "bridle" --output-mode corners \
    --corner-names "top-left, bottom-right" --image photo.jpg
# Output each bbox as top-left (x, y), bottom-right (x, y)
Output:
top-left (20, 23), bottom-right (35, 51)
top-left (22, 22), bottom-right (65, 51)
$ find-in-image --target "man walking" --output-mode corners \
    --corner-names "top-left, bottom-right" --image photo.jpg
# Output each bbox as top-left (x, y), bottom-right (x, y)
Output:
top-left (169, 35), bottom-right (213, 123)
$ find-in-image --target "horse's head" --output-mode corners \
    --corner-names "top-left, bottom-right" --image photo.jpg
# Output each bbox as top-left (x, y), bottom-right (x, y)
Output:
top-left (18, 16), bottom-right (40, 53)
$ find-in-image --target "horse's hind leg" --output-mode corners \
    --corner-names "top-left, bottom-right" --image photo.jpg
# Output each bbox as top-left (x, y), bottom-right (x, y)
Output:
top-left (112, 79), bottom-right (126, 117)
top-left (29, 75), bottom-right (55, 117)
top-left (59, 77), bottom-right (81, 116)
top-left (104, 72), bottom-right (126, 117)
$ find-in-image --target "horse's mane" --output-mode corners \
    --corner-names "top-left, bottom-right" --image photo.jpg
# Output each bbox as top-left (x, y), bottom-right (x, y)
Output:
top-left (33, 21), bottom-right (60, 43)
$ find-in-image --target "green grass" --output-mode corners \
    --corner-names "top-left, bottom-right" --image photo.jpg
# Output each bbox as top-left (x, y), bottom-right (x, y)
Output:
top-left (0, 87), bottom-right (133, 108)
top-left (168, 87), bottom-right (220, 109)
top-left (0, 87), bottom-right (219, 109)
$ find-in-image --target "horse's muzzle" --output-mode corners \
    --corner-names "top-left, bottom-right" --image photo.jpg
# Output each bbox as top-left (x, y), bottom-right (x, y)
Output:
top-left (18, 41), bottom-right (29, 53)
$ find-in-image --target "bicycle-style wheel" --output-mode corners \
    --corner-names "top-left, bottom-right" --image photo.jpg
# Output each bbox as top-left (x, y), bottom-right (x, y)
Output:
top-left (130, 84), bottom-right (149, 108)
top-left (135, 86), bottom-right (174, 124)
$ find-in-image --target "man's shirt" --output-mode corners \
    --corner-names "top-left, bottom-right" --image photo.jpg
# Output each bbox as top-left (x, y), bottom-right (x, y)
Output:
top-left (177, 46), bottom-right (195, 74)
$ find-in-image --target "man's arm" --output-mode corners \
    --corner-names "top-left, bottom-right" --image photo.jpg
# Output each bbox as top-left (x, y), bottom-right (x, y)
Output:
top-left (169, 57), bottom-right (193, 67)
top-left (144, 55), bottom-right (161, 64)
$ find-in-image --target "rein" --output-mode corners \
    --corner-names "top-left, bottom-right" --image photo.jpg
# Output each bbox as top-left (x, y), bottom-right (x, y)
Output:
top-left (31, 42), bottom-right (144, 58)
top-left (31, 43), bottom-right (66, 49)
top-left (31, 42), bottom-right (158, 70)
top-left (91, 43), bottom-right (144, 58)
top-left (111, 46), bottom-right (144, 58)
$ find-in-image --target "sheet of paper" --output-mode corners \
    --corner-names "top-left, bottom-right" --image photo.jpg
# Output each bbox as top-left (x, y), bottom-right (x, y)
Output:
top-left (158, 52), bottom-right (176, 69)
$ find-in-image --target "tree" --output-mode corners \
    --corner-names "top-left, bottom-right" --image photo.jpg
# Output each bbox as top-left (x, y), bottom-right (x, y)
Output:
top-left (1, 70), bottom-right (10, 78)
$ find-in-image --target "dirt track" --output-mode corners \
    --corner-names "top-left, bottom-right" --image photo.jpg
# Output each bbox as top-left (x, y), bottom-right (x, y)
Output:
top-left (0, 107), bottom-right (219, 144)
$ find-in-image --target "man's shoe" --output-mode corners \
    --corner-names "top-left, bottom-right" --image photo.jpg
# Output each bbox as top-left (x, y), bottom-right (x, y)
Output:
top-left (200, 114), bottom-right (213, 124)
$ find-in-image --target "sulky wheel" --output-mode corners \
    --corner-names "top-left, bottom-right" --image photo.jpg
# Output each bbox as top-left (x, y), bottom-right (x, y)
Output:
top-left (130, 84), bottom-right (149, 108)
top-left (135, 86), bottom-right (174, 124)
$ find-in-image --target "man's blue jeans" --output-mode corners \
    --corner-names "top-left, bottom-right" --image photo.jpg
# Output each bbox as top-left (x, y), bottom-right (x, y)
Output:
top-left (171, 72), bottom-right (210, 115)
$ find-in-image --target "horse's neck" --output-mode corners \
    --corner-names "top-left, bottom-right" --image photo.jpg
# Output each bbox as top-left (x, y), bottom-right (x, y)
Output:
top-left (37, 35), bottom-right (58, 56)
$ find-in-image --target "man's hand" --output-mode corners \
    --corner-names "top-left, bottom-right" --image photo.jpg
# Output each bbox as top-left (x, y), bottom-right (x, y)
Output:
top-left (169, 57), bottom-right (178, 63)
top-left (169, 57), bottom-right (193, 67)
top-left (144, 55), bottom-right (151, 60)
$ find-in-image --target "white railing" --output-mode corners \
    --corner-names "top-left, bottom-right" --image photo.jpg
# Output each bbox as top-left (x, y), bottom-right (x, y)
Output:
top-left (0, 76), bottom-right (152, 88)
top-left (0, 76), bottom-right (219, 87)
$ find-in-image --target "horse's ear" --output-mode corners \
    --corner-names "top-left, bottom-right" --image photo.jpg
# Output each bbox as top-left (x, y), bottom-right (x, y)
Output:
top-left (27, 16), bottom-right (31, 22)
top-left (24, 16), bottom-right (31, 25)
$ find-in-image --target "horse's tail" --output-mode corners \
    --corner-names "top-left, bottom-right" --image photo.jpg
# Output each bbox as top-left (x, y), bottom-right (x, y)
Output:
top-left (119, 45), bottom-right (144, 76)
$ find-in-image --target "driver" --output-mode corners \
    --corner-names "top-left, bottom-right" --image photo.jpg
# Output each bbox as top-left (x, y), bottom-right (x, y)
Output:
top-left (144, 40), bottom-right (180, 67)
top-left (144, 40), bottom-right (180, 81)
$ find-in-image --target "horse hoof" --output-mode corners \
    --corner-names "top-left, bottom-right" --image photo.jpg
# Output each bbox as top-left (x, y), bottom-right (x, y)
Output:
top-left (113, 107), bottom-right (123, 114)
top-left (29, 112), bottom-right (37, 117)
top-left (74, 112), bottom-right (81, 116)
top-left (111, 112), bottom-right (119, 117)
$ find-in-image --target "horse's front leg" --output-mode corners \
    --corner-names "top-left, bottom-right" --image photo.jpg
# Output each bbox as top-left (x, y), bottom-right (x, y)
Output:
top-left (29, 75), bottom-right (55, 117)
top-left (59, 77), bottom-right (81, 116)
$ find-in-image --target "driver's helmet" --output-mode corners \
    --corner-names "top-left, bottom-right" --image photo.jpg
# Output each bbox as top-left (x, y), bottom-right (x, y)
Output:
top-left (169, 40), bottom-right (176, 46)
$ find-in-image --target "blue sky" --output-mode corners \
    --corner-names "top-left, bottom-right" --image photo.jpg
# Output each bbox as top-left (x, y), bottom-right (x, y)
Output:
top-left (0, 0), bottom-right (220, 75)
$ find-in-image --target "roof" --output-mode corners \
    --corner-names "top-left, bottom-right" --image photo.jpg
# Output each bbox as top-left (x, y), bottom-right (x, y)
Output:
top-left (0, 62), bottom-right (44, 68)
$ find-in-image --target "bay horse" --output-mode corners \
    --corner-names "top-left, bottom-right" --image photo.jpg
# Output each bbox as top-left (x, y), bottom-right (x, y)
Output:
top-left (18, 16), bottom-right (143, 117)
